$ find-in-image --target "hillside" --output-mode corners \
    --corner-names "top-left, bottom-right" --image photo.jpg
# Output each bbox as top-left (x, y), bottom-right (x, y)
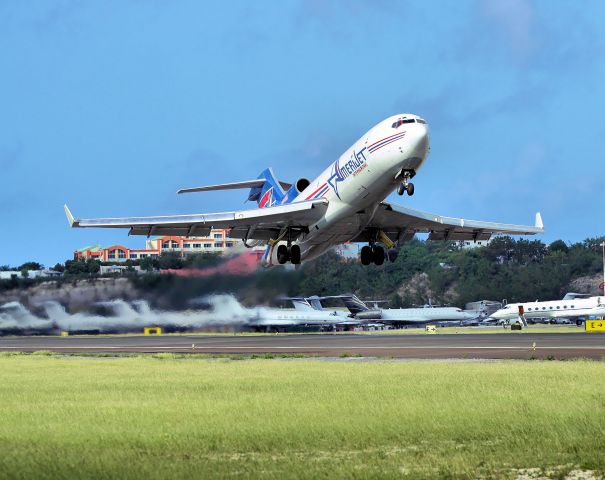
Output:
top-left (1, 236), bottom-right (603, 310)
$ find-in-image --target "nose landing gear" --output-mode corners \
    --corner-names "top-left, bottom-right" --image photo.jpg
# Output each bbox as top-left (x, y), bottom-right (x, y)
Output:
top-left (396, 170), bottom-right (415, 196)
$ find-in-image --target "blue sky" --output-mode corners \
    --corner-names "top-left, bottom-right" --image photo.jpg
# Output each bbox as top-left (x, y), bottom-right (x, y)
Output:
top-left (1, 1), bottom-right (604, 267)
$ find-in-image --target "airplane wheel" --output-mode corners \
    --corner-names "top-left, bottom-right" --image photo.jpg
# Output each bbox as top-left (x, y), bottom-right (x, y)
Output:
top-left (406, 183), bottom-right (415, 196)
top-left (277, 244), bottom-right (290, 264)
top-left (397, 183), bottom-right (405, 196)
top-left (373, 246), bottom-right (385, 265)
top-left (290, 245), bottom-right (301, 264)
top-left (387, 248), bottom-right (399, 263)
top-left (360, 246), bottom-right (372, 265)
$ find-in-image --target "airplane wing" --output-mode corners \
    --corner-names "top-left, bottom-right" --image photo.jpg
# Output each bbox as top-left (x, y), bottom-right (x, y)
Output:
top-left (351, 202), bottom-right (544, 243)
top-left (64, 199), bottom-right (328, 241)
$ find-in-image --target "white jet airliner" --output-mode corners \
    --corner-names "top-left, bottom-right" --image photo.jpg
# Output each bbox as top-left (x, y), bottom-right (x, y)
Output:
top-left (64, 114), bottom-right (543, 266)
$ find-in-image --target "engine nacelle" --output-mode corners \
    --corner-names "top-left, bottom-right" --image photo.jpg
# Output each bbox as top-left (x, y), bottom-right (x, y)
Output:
top-left (354, 310), bottom-right (383, 320)
top-left (283, 178), bottom-right (311, 203)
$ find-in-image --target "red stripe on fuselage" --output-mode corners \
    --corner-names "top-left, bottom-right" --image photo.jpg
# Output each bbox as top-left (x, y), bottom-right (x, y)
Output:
top-left (368, 131), bottom-right (406, 149)
top-left (305, 182), bottom-right (327, 200)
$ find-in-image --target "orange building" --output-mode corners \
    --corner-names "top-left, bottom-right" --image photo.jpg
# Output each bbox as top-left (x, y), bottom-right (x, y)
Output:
top-left (74, 229), bottom-right (239, 262)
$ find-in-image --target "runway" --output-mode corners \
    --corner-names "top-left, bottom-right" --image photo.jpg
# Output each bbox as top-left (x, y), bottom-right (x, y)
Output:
top-left (1, 332), bottom-right (604, 359)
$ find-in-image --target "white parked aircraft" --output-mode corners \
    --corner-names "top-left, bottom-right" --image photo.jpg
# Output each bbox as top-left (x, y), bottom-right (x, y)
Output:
top-left (333, 294), bottom-right (475, 324)
top-left (64, 114), bottom-right (543, 266)
top-left (490, 294), bottom-right (605, 326)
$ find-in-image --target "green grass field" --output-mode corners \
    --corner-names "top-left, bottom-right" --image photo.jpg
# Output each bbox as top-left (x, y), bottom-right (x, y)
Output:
top-left (0, 354), bottom-right (604, 479)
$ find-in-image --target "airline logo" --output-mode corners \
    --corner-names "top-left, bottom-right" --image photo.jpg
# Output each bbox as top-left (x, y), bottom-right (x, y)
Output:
top-left (259, 187), bottom-right (276, 208)
top-left (327, 147), bottom-right (368, 199)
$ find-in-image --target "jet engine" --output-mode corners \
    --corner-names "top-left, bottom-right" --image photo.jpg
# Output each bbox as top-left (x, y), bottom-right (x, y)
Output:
top-left (353, 310), bottom-right (383, 320)
top-left (283, 178), bottom-right (311, 203)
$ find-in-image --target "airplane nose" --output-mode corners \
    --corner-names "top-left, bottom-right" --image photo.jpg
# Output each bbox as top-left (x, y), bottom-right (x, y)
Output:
top-left (413, 125), bottom-right (429, 157)
top-left (400, 124), bottom-right (429, 172)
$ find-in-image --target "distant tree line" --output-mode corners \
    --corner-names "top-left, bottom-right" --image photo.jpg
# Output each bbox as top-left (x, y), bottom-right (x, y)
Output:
top-left (2, 236), bottom-right (603, 308)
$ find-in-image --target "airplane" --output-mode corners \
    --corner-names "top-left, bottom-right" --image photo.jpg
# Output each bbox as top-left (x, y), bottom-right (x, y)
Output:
top-left (490, 294), bottom-right (605, 327)
top-left (303, 294), bottom-right (475, 325)
top-left (278, 296), bottom-right (362, 328)
top-left (64, 114), bottom-right (544, 267)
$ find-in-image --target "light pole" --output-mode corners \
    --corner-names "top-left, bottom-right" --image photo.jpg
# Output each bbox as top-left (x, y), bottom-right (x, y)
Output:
top-left (601, 242), bottom-right (605, 294)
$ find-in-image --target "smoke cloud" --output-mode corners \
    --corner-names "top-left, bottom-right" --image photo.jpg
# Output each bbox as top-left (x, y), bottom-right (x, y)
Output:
top-left (0, 295), bottom-right (253, 334)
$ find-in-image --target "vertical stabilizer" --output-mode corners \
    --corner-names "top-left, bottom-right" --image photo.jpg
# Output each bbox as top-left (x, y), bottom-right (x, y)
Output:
top-left (248, 168), bottom-right (287, 208)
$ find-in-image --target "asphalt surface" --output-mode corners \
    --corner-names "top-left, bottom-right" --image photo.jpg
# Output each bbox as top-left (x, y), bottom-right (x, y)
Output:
top-left (1, 332), bottom-right (604, 359)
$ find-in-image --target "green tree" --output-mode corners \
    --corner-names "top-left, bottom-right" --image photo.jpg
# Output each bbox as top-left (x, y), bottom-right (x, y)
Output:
top-left (18, 261), bottom-right (43, 271)
top-left (86, 259), bottom-right (101, 275)
top-left (140, 256), bottom-right (156, 272)
top-left (549, 240), bottom-right (569, 254)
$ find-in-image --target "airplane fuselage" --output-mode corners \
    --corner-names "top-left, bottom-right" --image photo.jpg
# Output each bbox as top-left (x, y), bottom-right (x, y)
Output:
top-left (264, 114), bottom-right (430, 265)
top-left (491, 296), bottom-right (605, 321)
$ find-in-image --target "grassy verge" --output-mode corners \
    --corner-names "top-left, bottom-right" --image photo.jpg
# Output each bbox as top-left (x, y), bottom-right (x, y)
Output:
top-left (0, 355), bottom-right (604, 479)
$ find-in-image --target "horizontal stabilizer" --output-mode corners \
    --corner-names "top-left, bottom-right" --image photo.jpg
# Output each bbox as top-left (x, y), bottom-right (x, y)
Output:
top-left (178, 179), bottom-right (292, 194)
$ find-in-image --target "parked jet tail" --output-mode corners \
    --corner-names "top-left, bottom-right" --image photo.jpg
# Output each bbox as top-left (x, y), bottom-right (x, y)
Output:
top-left (338, 294), bottom-right (371, 315)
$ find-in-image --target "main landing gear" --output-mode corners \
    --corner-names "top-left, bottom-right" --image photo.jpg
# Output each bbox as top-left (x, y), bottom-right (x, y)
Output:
top-left (276, 228), bottom-right (301, 265)
top-left (360, 230), bottom-right (400, 266)
top-left (277, 244), bottom-right (301, 264)
top-left (360, 245), bottom-right (384, 266)
top-left (397, 171), bottom-right (415, 196)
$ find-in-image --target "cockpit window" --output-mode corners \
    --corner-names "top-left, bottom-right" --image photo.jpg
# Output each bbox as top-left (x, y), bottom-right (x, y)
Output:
top-left (392, 118), bottom-right (416, 128)
top-left (416, 119), bottom-right (427, 124)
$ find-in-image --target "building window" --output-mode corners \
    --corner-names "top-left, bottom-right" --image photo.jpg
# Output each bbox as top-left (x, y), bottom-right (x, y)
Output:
top-left (204, 243), bottom-right (212, 248)
top-left (171, 241), bottom-right (179, 248)
top-left (150, 254), bottom-right (158, 258)
top-left (226, 242), bottom-right (234, 247)
top-left (193, 243), bottom-right (201, 248)
top-left (213, 233), bottom-right (222, 239)
top-left (163, 242), bottom-right (170, 249)
top-left (139, 254), bottom-right (147, 258)
top-left (108, 252), bottom-right (116, 259)
top-left (184, 243), bottom-right (191, 248)
top-left (118, 251), bottom-right (126, 259)
top-left (130, 254), bottom-right (138, 259)
top-left (214, 242), bottom-right (222, 248)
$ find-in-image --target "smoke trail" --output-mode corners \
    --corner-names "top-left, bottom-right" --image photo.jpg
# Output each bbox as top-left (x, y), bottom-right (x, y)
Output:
top-left (0, 295), bottom-right (254, 334)
top-left (162, 251), bottom-right (261, 277)
top-left (0, 302), bottom-right (54, 332)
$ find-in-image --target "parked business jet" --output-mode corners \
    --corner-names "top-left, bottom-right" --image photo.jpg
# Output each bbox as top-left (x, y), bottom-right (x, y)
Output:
top-left (308, 294), bottom-right (474, 325)
top-left (490, 295), bottom-right (605, 326)
top-left (64, 114), bottom-right (543, 266)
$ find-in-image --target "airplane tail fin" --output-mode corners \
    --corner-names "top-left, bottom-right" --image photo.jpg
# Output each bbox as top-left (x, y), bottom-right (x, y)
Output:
top-left (248, 168), bottom-right (288, 208)
top-left (306, 296), bottom-right (324, 311)
top-left (177, 168), bottom-right (292, 209)
top-left (280, 297), bottom-right (316, 312)
top-left (338, 294), bottom-right (370, 315)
